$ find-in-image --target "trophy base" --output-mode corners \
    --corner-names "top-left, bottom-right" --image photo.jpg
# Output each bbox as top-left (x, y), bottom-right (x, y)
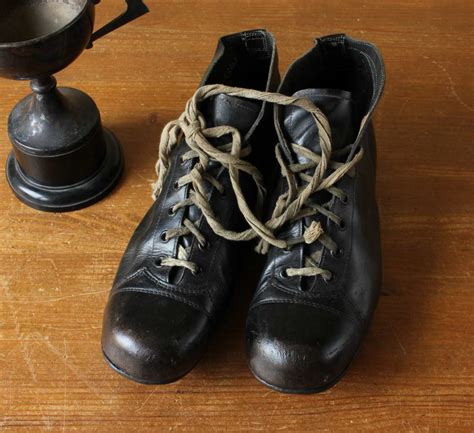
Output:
top-left (6, 128), bottom-right (123, 212)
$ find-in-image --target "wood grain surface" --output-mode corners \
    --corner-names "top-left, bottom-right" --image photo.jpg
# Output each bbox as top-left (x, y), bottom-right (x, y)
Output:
top-left (1, 0), bottom-right (473, 432)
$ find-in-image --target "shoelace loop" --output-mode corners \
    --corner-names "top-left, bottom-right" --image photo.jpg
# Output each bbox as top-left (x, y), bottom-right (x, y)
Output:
top-left (257, 142), bottom-right (364, 279)
top-left (153, 84), bottom-right (362, 275)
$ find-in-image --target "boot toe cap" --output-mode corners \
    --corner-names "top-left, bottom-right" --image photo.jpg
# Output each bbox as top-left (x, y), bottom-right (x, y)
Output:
top-left (246, 303), bottom-right (359, 393)
top-left (102, 290), bottom-right (210, 384)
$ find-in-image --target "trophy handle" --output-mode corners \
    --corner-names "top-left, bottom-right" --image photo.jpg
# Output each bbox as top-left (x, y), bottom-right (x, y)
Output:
top-left (87, 0), bottom-right (149, 48)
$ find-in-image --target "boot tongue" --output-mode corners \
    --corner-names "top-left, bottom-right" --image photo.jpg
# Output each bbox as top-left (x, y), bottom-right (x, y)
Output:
top-left (200, 93), bottom-right (261, 136)
top-left (186, 93), bottom-right (260, 223)
top-left (172, 93), bottom-right (261, 284)
top-left (282, 88), bottom-right (357, 164)
top-left (282, 89), bottom-right (357, 291)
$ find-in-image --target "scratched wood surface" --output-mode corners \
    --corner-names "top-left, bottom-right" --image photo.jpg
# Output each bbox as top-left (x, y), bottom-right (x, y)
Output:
top-left (0, 1), bottom-right (473, 432)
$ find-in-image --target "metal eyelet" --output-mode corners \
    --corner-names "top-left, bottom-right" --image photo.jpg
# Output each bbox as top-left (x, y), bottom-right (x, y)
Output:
top-left (331, 248), bottom-right (343, 258)
top-left (338, 219), bottom-right (346, 231)
top-left (192, 266), bottom-right (202, 275)
top-left (160, 231), bottom-right (168, 242)
top-left (323, 272), bottom-right (334, 283)
top-left (154, 256), bottom-right (164, 267)
top-left (340, 195), bottom-right (349, 205)
top-left (173, 181), bottom-right (180, 191)
top-left (278, 268), bottom-right (289, 279)
top-left (198, 241), bottom-right (210, 251)
top-left (168, 206), bottom-right (176, 216)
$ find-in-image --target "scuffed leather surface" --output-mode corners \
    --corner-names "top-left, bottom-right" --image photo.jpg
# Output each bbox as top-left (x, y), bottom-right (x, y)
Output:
top-left (103, 292), bottom-right (211, 384)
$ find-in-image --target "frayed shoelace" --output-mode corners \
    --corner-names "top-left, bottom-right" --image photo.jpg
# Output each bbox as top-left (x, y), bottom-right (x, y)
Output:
top-left (153, 84), bottom-right (363, 277)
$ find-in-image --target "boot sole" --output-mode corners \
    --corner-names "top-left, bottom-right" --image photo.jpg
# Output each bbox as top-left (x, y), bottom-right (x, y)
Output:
top-left (102, 350), bottom-right (195, 385)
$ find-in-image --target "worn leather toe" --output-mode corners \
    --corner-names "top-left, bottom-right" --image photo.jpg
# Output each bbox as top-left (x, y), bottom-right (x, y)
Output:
top-left (246, 303), bottom-right (359, 393)
top-left (102, 290), bottom-right (210, 384)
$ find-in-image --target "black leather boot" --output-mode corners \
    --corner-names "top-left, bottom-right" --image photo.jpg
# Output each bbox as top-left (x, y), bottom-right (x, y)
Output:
top-left (102, 30), bottom-right (279, 384)
top-left (246, 34), bottom-right (385, 393)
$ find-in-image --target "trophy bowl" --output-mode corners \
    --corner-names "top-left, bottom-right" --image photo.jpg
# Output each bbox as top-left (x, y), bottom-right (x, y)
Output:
top-left (0, 0), bottom-right (149, 212)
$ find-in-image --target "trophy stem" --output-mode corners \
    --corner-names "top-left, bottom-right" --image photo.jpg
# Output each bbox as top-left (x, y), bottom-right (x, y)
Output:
top-left (30, 76), bottom-right (57, 94)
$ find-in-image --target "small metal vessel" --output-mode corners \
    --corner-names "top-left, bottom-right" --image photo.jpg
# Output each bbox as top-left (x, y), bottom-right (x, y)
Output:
top-left (0, 0), bottom-right (149, 211)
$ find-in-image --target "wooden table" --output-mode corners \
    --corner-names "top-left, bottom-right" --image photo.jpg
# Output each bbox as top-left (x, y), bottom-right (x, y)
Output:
top-left (1, 1), bottom-right (473, 431)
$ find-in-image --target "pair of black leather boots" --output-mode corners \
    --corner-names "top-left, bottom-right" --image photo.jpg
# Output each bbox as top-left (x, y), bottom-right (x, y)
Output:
top-left (102, 30), bottom-right (385, 394)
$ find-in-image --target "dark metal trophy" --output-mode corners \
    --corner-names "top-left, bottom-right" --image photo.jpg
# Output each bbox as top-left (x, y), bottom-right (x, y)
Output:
top-left (0, 0), bottom-right (149, 211)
